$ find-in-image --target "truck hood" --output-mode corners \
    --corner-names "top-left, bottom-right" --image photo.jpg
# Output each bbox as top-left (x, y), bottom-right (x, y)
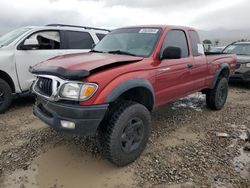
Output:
top-left (236, 55), bottom-right (250, 63)
top-left (30, 52), bottom-right (144, 80)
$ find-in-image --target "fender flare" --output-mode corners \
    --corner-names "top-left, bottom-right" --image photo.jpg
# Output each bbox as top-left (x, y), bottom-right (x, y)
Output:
top-left (105, 78), bottom-right (155, 105)
top-left (211, 63), bottom-right (230, 89)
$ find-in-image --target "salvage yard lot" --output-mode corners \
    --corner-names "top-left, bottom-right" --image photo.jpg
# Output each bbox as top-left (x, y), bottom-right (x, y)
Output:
top-left (0, 83), bottom-right (249, 188)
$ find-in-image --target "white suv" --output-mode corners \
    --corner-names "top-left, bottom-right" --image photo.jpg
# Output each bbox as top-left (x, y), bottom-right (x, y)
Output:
top-left (0, 24), bottom-right (109, 113)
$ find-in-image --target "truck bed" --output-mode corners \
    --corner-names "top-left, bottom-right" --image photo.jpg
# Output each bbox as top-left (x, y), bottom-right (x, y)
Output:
top-left (205, 52), bottom-right (226, 56)
top-left (204, 53), bottom-right (237, 88)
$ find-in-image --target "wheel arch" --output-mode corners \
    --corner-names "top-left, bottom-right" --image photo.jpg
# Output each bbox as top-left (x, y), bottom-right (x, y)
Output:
top-left (211, 63), bottom-right (230, 89)
top-left (105, 78), bottom-right (155, 111)
top-left (0, 70), bottom-right (15, 93)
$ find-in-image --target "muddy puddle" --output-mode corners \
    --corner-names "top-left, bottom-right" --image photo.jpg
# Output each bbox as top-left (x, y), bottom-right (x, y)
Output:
top-left (2, 164), bottom-right (38, 188)
top-left (2, 145), bottom-right (135, 188)
top-left (227, 124), bottom-right (250, 180)
top-left (234, 148), bottom-right (250, 179)
top-left (233, 129), bottom-right (250, 179)
top-left (172, 93), bottom-right (206, 112)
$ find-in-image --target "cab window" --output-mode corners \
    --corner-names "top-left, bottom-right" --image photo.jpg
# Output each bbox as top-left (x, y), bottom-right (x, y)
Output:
top-left (27, 31), bottom-right (61, 50)
top-left (64, 31), bottom-right (94, 49)
top-left (161, 30), bottom-right (189, 58)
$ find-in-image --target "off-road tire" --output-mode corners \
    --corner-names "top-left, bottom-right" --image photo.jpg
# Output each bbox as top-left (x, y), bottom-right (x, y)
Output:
top-left (0, 78), bottom-right (12, 113)
top-left (97, 101), bottom-right (151, 166)
top-left (206, 77), bottom-right (228, 110)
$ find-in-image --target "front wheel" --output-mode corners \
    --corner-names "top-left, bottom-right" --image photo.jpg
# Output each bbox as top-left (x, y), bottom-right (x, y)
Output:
top-left (97, 101), bottom-right (151, 166)
top-left (206, 77), bottom-right (228, 110)
top-left (0, 79), bottom-right (13, 113)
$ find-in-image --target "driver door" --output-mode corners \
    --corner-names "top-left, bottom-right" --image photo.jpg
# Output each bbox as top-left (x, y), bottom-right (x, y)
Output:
top-left (155, 29), bottom-right (193, 106)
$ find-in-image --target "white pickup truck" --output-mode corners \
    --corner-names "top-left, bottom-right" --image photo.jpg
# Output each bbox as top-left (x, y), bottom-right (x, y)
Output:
top-left (0, 24), bottom-right (109, 113)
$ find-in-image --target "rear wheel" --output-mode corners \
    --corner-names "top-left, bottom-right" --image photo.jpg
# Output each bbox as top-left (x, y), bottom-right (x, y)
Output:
top-left (0, 79), bottom-right (13, 113)
top-left (206, 77), bottom-right (228, 110)
top-left (97, 101), bottom-right (151, 166)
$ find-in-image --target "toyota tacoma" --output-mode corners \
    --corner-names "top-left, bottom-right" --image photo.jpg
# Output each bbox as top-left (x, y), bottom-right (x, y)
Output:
top-left (30, 25), bottom-right (237, 166)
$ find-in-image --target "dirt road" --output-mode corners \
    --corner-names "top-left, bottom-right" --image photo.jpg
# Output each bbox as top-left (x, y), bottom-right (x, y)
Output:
top-left (0, 83), bottom-right (249, 188)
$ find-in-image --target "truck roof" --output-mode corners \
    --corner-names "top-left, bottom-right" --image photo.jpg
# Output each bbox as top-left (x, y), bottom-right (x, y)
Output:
top-left (22, 25), bottom-right (110, 33)
top-left (234, 41), bottom-right (250, 45)
top-left (119, 25), bottom-right (195, 31)
top-left (24, 25), bottom-right (194, 33)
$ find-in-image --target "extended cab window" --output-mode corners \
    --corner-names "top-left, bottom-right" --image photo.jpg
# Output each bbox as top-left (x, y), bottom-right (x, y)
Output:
top-left (161, 30), bottom-right (189, 58)
top-left (188, 30), bottom-right (204, 56)
top-left (27, 31), bottom-right (61, 50)
top-left (65, 31), bottom-right (94, 49)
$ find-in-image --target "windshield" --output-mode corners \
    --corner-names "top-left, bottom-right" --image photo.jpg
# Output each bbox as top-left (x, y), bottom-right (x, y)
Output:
top-left (0, 28), bottom-right (31, 47)
top-left (93, 27), bottom-right (162, 57)
top-left (223, 43), bottom-right (250, 56)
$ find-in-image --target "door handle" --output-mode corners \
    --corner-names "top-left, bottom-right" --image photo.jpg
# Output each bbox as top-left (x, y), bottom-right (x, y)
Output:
top-left (187, 64), bottom-right (193, 68)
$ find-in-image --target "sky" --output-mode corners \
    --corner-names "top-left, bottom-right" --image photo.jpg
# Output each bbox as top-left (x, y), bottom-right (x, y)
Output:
top-left (0, 0), bottom-right (249, 34)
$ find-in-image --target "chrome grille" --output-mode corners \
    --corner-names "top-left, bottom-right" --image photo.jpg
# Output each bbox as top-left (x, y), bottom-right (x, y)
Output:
top-left (33, 75), bottom-right (85, 102)
top-left (35, 77), bottom-right (53, 97)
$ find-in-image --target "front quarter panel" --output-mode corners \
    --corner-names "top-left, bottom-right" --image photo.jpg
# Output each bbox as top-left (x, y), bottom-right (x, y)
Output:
top-left (104, 78), bottom-right (155, 103)
top-left (79, 69), bottom-right (156, 106)
top-left (0, 49), bottom-right (21, 93)
top-left (94, 71), bottom-right (155, 105)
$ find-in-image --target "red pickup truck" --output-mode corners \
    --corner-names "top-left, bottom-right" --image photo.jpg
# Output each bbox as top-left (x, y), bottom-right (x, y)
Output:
top-left (30, 25), bottom-right (236, 166)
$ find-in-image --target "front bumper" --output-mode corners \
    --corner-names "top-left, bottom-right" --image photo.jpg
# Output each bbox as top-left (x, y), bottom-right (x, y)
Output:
top-left (230, 70), bottom-right (250, 82)
top-left (230, 63), bottom-right (250, 82)
top-left (33, 96), bottom-right (108, 135)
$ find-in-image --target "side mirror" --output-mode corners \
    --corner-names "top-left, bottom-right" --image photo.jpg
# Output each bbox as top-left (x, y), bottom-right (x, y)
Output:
top-left (21, 38), bottom-right (39, 50)
top-left (161, 46), bottom-right (181, 60)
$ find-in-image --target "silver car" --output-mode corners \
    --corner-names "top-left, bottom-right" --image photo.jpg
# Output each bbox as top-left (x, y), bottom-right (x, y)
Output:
top-left (223, 42), bottom-right (250, 82)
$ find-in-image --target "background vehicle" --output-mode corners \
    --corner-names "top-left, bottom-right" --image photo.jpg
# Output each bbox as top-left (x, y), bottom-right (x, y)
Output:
top-left (209, 46), bottom-right (225, 53)
top-left (31, 25), bottom-right (236, 166)
top-left (0, 24), bottom-right (109, 113)
top-left (223, 41), bottom-right (250, 82)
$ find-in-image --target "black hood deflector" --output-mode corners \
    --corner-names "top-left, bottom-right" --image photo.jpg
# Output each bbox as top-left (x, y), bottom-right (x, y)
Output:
top-left (29, 59), bottom-right (142, 80)
top-left (29, 66), bottom-right (90, 80)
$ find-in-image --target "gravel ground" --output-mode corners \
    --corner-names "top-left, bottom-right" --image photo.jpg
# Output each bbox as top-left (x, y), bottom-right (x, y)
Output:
top-left (0, 82), bottom-right (249, 188)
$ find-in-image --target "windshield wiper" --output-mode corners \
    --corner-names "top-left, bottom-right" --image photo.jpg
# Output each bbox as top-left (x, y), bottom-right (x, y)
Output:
top-left (107, 50), bottom-right (136, 56)
top-left (90, 49), bottom-right (105, 53)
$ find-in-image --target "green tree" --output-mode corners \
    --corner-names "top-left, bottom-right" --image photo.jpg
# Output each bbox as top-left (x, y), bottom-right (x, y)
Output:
top-left (203, 39), bottom-right (212, 44)
top-left (238, 39), bottom-right (248, 42)
top-left (214, 40), bottom-right (220, 46)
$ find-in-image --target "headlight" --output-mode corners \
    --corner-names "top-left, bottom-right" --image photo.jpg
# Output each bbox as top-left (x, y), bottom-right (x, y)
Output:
top-left (246, 63), bottom-right (250, 68)
top-left (59, 83), bottom-right (98, 101)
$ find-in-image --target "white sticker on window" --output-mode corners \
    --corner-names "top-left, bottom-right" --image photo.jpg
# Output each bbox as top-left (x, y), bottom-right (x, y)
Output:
top-left (197, 44), bottom-right (205, 54)
top-left (139, 29), bottom-right (159, 34)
